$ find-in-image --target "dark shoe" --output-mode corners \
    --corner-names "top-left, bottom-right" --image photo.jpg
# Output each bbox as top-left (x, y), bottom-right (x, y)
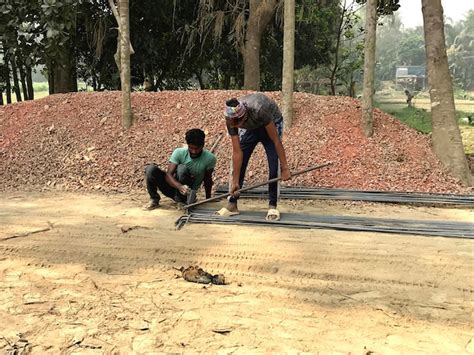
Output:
top-left (145, 199), bottom-right (160, 210)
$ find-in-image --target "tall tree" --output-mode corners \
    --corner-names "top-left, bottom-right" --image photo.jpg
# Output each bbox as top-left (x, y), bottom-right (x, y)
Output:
top-left (282, 0), bottom-right (295, 128)
top-left (119, 0), bottom-right (132, 128)
top-left (244, 0), bottom-right (280, 90)
top-left (361, 0), bottom-right (377, 137)
top-left (4, 51), bottom-right (12, 104)
top-left (10, 55), bottom-right (22, 102)
top-left (109, 0), bottom-right (133, 128)
top-left (186, 0), bottom-right (281, 91)
top-left (328, 0), bottom-right (364, 96)
top-left (421, 0), bottom-right (472, 186)
top-left (40, 0), bottom-right (79, 93)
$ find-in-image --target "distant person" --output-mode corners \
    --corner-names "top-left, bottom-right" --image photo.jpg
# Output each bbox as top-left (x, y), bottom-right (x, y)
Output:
top-left (216, 93), bottom-right (291, 221)
top-left (143, 77), bottom-right (154, 92)
top-left (404, 89), bottom-right (413, 107)
top-left (144, 129), bottom-right (216, 210)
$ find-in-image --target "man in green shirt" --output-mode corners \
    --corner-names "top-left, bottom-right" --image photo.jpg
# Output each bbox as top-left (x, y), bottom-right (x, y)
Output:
top-left (145, 129), bottom-right (216, 210)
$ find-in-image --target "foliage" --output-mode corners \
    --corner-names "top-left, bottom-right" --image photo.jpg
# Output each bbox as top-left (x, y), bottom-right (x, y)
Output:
top-left (374, 13), bottom-right (401, 83)
top-left (447, 10), bottom-right (474, 91)
top-left (258, 1), bottom-right (340, 91)
top-left (398, 28), bottom-right (425, 66)
top-left (355, 0), bottom-right (400, 16)
top-left (75, 1), bottom-right (118, 90)
top-left (376, 10), bottom-right (474, 92)
top-left (291, 1), bottom-right (365, 96)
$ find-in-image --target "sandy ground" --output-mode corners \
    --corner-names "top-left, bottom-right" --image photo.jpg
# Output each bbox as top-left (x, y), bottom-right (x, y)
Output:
top-left (0, 191), bottom-right (473, 354)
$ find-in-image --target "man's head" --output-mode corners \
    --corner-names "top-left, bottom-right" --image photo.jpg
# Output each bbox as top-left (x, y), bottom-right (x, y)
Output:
top-left (185, 128), bottom-right (205, 159)
top-left (224, 98), bottom-right (247, 128)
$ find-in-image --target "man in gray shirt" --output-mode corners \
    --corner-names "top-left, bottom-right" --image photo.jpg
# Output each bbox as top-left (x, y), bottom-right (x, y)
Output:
top-left (217, 93), bottom-right (291, 221)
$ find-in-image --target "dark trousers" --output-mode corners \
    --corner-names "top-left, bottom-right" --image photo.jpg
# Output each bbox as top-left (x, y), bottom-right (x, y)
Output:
top-left (145, 164), bottom-right (193, 203)
top-left (229, 119), bottom-right (282, 207)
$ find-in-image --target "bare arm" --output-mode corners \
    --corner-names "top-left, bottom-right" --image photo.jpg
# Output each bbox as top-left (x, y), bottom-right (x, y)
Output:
top-left (203, 169), bottom-right (214, 199)
top-left (165, 162), bottom-right (188, 194)
top-left (231, 135), bottom-right (243, 193)
top-left (265, 122), bottom-right (291, 180)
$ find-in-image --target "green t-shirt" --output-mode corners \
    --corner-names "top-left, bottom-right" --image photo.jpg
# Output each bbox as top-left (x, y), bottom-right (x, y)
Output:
top-left (169, 147), bottom-right (216, 190)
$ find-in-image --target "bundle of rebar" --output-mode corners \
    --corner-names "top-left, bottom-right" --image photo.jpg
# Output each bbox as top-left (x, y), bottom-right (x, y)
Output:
top-left (175, 208), bottom-right (474, 239)
top-left (215, 185), bottom-right (474, 206)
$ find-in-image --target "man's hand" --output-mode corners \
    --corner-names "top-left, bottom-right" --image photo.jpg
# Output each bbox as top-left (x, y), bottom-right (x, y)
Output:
top-left (281, 167), bottom-right (291, 181)
top-left (178, 184), bottom-right (190, 195)
top-left (230, 182), bottom-right (240, 198)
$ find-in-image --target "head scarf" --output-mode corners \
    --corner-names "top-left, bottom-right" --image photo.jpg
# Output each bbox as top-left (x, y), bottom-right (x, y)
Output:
top-left (224, 101), bottom-right (246, 119)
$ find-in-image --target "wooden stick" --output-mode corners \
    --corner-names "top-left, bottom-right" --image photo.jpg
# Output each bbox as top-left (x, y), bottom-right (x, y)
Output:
top-left (184, 161), bottom-right (333, 209)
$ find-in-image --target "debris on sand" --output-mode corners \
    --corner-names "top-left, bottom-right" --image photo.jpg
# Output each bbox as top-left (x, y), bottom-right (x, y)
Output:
top-left (174, 265), bottom-right (226, 285)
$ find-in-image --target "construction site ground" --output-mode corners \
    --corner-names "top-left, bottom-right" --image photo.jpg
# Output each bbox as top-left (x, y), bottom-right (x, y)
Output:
top-left (1, 190), bottom-right (473, 354)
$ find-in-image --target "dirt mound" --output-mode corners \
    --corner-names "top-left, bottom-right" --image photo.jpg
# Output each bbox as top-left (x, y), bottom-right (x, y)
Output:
top-left (0, 90), bottom-right (469, 194)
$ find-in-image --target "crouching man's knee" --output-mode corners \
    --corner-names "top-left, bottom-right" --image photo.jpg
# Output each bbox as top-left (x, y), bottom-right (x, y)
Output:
top-left (145, 163), bottom-right (159, 177)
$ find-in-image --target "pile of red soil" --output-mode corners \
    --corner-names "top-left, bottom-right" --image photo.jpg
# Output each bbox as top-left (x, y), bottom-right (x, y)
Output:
top-left (0, 91), bottom-right (470, 194)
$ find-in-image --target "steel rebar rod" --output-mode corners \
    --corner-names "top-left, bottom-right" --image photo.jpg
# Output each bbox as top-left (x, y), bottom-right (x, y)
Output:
top-left (184, 162), bottom-right (332, 209)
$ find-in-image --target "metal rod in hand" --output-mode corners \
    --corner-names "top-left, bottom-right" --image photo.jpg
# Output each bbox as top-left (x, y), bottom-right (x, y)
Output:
top-left (184, 161), bottom-right (333, 209)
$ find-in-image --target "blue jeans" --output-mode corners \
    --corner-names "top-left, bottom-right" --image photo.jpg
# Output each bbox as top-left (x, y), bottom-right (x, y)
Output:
top-left (229, 118), bottom-right (283, 207)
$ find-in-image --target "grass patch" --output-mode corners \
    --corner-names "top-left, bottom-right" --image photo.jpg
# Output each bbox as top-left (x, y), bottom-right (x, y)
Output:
top-left (376, 102), bottom-right (474, 153)
top-left (376, 101), bottom-right (473, 134)
top-left (377, 104), bottom-right (432, 133)
top-left (33, 82), bottom-right (49, 92)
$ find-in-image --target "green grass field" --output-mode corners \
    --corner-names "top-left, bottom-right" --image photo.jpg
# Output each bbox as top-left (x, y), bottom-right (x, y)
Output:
top-left (375, 99), bottom-right (474, 153)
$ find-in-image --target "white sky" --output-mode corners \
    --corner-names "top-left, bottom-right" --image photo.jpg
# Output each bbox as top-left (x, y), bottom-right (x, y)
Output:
top-left (398, 0), bottom-right (474, 28)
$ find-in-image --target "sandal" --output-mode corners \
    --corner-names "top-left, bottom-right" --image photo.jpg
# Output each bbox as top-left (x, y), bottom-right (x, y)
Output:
top-left (266, 208), bottom-right (280, 221)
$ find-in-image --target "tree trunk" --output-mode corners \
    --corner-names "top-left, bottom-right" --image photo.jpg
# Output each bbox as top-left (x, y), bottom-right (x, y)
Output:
top-left (5, 62), bottom-right (12, 104)
top-left (119, 0), bottom-right (132, 128)
top-left (52, 55), bottom-right (77, 93)
top-left (92, 74), bottom-right (97, 91)
top-left (243, 0), bottom-right (278, 90)
top-left (361, 0), bottom-right (377, 137)
top-left (223, 74), bottom-right (231, 90)
top-left (26, 65), bottom-right (34, 100)
top-left (330, 0), bottom-right (346, 96)
top-left (282, 0), bottom-right (295, 129)
top-left (10, 57), bottom-right (22, 102)
top-left (18, 60), bottom-right (29, 100)
top-left (0, 55), bottom-right (7, 104)
top-left (421, 0), bottom-right (472, 186)
top-left (47, 60), bottom-right (54, 95)
top-left (195, 69), bottom-right (205, 89)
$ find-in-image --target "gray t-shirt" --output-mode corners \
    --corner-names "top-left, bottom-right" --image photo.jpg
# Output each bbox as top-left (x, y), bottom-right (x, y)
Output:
top-left (226, 93), bottom-right (282, 136)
